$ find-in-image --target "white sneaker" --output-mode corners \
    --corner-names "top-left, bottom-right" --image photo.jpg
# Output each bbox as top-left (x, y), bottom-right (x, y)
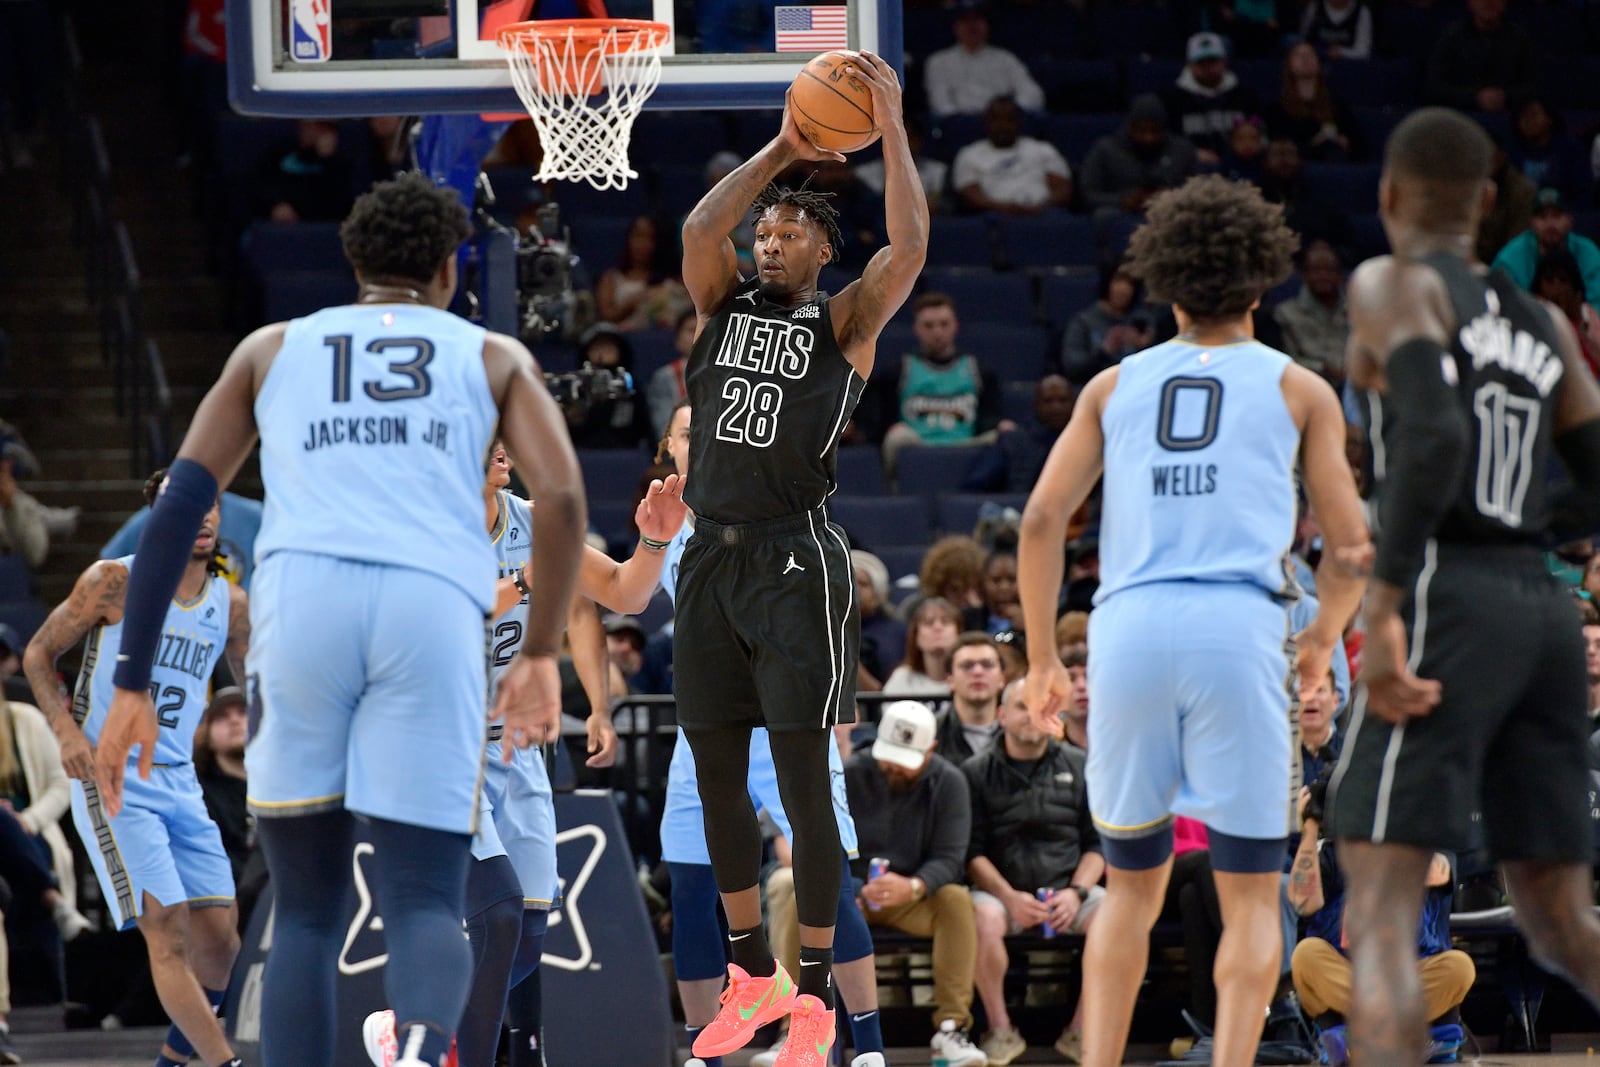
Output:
top-left (750, 1033), bottom-right (787, 1067)
top-left (931, 1019), bottom-right (990, 1067)
top-left (52, 900), bottom-right (92, 942)
top-left (851, 1054), bottom-right (887, 1067)
top-left (363, 1010), bottom-right (397, 1067)
top-left (980, 1025), bottom-right (1028, 1065)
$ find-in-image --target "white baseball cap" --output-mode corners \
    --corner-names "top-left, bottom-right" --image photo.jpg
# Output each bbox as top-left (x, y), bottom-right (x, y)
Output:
top-left (871, 701), bottom-right (938, 770)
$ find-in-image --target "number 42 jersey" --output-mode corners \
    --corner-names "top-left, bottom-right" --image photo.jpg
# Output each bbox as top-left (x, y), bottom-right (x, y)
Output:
top-left (252, 303), bottom-right (500, 611)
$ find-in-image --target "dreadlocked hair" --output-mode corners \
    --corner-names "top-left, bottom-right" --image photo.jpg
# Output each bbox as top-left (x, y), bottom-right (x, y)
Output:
top-left (1125, 174), bottom-right (1299, 322)
top-left (143, 466), bottom-right (229, 578)
top-left (752, 180), bottom-right (844, 256)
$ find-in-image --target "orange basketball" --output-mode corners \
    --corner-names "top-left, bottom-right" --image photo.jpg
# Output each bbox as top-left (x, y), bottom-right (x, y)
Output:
top-left (790, 51), bottom-right (877, 154)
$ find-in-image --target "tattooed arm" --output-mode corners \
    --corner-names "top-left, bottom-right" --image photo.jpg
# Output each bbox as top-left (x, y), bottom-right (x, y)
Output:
top-left (1288, 786), bottom-right (1327, 916)
top-left (224, 582), bottom-right (250, 688)
top-left (21, 560), bottom-right (128, 780)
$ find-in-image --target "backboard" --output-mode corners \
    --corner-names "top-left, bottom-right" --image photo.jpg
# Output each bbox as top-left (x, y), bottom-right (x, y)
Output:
top-left (229, 0), bottom-right (902, 116)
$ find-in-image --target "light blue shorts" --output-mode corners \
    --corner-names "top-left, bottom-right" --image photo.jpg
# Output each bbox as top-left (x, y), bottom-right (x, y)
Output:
top-left (245, 553), bottom-right (489, 835)
top-left (659, 726), bottom-right (858, 864)
top-left (70, 767), bottom-right (234, 931)
top-left (1087, 582), bottom-right (1299, 845)
top-left (470, 739), bottom-right (559, 910)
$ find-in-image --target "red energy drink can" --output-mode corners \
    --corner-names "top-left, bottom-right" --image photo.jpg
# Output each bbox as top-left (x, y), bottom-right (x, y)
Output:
top-left (867, 858), bottom-right (890, 910)
top-left (1038, 888), bottom-right (1056, 938)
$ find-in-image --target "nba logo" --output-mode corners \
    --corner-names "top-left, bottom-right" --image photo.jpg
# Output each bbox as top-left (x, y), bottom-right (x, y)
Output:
top-left (291, 0), bottom-right (332, 62)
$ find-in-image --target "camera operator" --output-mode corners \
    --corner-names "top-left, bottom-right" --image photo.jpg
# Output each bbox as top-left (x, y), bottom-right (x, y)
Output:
top-left (1287, 774), bottom-right (1474, 1065)
top-left (566, 324), bottom-right (652, 450)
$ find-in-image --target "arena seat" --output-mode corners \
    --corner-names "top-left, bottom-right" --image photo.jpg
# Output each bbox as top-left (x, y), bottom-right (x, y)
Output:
top-left (1000, 214), bottom-right (1095, 272)
top-left (920, 269), bottom-right (1035, 325)
top-left (575, 446), bottom-right (652, 503)
top-left (835, 446), bottom-right (888, 497)
top-left (829, 494), bottom-right (932, 550)
top-left (897, 444), bottom-right (989, 498)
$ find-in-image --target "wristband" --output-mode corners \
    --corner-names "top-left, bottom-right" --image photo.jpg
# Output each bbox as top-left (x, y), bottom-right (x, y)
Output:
top-left (112, 459), bottom-right (219, 691)
top-left (512, 568), bottom-right (531, 598)
top-left (640, 535), bottom-right (671, 551)
top-left (1071, 885), bottom-right (1090, 902)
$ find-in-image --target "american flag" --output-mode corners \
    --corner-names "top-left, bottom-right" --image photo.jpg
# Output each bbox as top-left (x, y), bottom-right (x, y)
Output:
top-left (774, 6), bottom-right (850, 52)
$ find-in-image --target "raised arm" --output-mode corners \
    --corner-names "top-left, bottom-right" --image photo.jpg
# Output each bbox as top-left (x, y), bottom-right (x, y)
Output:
top-left (831, 52), bottom-right (930, 379)
top-left (23, 560), bottom-right (128, 780)
top-left (574, 474), bottom-right (686, 614)
top-left (682, 105), bottom-right (835, 316)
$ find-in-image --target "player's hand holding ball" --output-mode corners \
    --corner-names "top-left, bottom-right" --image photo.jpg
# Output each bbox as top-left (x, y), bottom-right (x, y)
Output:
top-left (492, 652), bottom-right (563, 760)
top-left (784, 49), bottom-right (900, 158)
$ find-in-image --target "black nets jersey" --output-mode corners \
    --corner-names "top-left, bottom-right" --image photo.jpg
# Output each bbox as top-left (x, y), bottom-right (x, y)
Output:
top-left (684, 278), bottom-right (866, 524)
top-left (1368, 254), bottom-right (1565, 546)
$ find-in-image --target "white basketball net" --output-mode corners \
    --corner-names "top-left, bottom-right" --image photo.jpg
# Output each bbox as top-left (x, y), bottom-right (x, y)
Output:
top-left (499, 21), bottom-right (670, 191)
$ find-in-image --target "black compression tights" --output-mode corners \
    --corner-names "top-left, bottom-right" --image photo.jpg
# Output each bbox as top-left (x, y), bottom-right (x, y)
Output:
top-left (683, 725), bottom-right (842, 929)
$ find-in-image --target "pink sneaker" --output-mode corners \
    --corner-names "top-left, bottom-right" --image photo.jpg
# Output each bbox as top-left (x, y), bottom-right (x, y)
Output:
top-left (691, 963), bottom-right (799, 1058)
top-left (771, 995), bottom-right (835, 1067)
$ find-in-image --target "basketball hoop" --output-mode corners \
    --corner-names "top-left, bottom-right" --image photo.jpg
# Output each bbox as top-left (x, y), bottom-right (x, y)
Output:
top-left (496, 19), bottom-right (672, 191)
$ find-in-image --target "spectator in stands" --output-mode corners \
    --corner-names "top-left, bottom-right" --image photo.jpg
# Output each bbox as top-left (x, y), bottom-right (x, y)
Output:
top-left (847, 700), bottom-right (987, 1067)
top-left (855, 549), bottom-right (908, 691)
top-left (104, 491), bottom-right (263, 592)
top-left (603, 613), bottom-right (655, 693)
top-left (964, 374), bottom-right (1075, 493)
top-left (935, 633), bottom-right (1004, 765)
top-left (1274, 239), bottom-right (1349, 383)
top-left (884, 596), bottom-right (964, 698)
top-left (965, 679), bottom-right (1104, 1066)
top-left (1492, 189), bottom-right (1600, 305)
top-left (1061, 646), bottom-right (1089, 751)
top-left (0, 697), bottom-right (87, 941)
top-left (1080, 95), bottom-right (1199, 222)
top-left (918, 535), bottom-right (988, 616)
top-left (1510, 98), bottom-right (1591, 209)
top-left (0, 439), bottom-right (47, 571)
top-left (922, 2), bottom-right (1044, 119)
top-left (1162, 33), bottom-right (1261, 168)
top-left (1583, 553), bottom-right (1600, 606)
top-left (1062, 533), bottom-right (1101, 613)
top-left (677, 150), bottom-right (757, 277)
top-left (1299, 0), bottom-right (1375, 60)
top-left (992, 629), bottom-right (1025, 683)
top-left (876, 293), bottom-right (1013, 480)
top-left (0, 625), bottom-right (32, 705)
top-left (1287, 822), bottom-right (1474, 1065)
top-left (1583, 605), bottom-right (1600, 721)
top-left (365, 116), bottom-right (410, 185)
top-left (195, 688), bottom-right (266, 927)
top-left (1058, 267), bottom-right (1155, 385)
top-left (1533, 250), bottom-right (1600, 376)
top-left (952, 96), bottom-right (1073, 217)
top-left (250, 119), bottom-right (355, 223)
top-left (1055, 611), bottom-right (1089, 659)
top-left (1424, 0), bottom-right (1536, 116)
top-left (1265, 43), bottom-right (1359, 164)
top-left (595, 215), bottom-right (690, 332)
top-left (1209, 0), bottom-right (1289, 60)
top-left (969, 552), bottom-right (1021, 635)
top-left (856, 115), bottom-right (949, 216)
top-left (1257, 138), bottom-right (1354, 257)
top-left (645, 309), bottom-right (696, 440)
top-left (1222, 116), bottom-right (1269, 184)
top-left (1476, 140), bottom-right (1538, 267)
top-left (566, 324), bottom-right (653, 450)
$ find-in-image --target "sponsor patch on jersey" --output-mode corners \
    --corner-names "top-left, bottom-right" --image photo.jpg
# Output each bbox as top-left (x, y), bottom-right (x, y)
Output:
top-left (792, 304), bottom-right (821, 320)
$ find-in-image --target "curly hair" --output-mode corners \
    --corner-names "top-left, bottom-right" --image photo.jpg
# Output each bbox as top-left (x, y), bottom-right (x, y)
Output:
top-left (340, 171), bottom-right (473, 286)
top-left (752, 179), bottom-right (844, 256)
top-left (1125, 174), bottom-right (1298, 322)
top-left (918, 534), bottom-right (987, 603)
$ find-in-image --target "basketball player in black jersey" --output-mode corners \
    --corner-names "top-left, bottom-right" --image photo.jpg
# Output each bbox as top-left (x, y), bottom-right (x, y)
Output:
top-left (674, 51), bottom-right (927, 1067)
top-left (1330, 107), bottom-right (1600, 1067)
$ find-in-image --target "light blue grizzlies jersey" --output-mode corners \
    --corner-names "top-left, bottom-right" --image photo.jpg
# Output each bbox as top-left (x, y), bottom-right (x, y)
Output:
top-left (1096, 339), bottom-right (1301, 604)
top-left (75, 556), bottom-right (231, 767)
top-left (253, 304), bottom-right (500, 611)
top-left (489, 491), bottom-right (536, 693)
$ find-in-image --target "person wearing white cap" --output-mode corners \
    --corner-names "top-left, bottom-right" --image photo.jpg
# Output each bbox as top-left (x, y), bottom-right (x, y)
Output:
top-left (846, 701), bottom-right (987, 1067)
top-left (1161, 32), bottom-right (1260, 167)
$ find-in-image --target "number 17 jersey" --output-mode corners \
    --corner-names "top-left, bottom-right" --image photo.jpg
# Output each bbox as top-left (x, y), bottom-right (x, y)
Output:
top-left (684, 278), bottom-right (864, 524)
top-left (253, 303), bottom-right (500, 611)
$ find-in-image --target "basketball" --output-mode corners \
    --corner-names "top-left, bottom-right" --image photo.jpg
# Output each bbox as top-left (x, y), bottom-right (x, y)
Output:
top-left (790, 50), bottom-right (877, 154)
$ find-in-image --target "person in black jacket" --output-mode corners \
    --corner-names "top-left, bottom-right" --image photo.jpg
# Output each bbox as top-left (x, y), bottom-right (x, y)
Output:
top-left (963, 680), bottom-right (1105, 1066)
top-left (194, 687), bottom-right (267, 929)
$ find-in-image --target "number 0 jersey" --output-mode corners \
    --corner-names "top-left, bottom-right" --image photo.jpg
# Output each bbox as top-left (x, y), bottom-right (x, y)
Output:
top-left (684, 278), bottom-right (865, 524)
top-left (1367, 255), bottom-right (1563, 546)
top-left (1096, 339), bottom-right (1302, 604)
top-left (253, 303), bottom-right (500, 611)
top-left (74, 556), bottom-right (231, 766)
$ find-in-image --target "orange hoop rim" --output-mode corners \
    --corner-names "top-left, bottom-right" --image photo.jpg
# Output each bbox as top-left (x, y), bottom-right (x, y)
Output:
top-left (496, 18), bottom-right (672, 56)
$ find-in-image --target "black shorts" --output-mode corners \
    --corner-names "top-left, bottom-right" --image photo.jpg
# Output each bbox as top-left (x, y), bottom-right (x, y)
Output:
top-left (673, 506), bottom-right (859, 732)
top-left (1329, 542), bottom-right (1591, 864)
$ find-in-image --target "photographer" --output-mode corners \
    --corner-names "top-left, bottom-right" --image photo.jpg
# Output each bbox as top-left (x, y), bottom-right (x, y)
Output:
top-left (565, 324), bottom-right (652, 451)
top-left (1287, 777), bottom-right (1474, 1065)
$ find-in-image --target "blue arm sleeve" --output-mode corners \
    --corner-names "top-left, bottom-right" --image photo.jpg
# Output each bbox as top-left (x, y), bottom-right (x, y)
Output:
top-left (111, 460), bottom-right (219, 691)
